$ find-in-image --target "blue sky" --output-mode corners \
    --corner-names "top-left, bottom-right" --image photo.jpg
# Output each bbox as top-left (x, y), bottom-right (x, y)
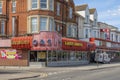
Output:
top-left (74, 0), bottom-right (120, 28)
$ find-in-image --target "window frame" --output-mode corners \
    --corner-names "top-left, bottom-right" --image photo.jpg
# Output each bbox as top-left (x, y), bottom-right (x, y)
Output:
top-left (1, 21), bottom-right (5, 35)
top-left (40, 17), bottom-right (47, 31)
top-left (31, 0), bottom-right (38, 10)
top-left (57, 2), bottom-right (60, 16)
top-left (31, 17), bottom-right (38, 33)
top-left (12, 0), bottom-right (16, 13)
top-left (40, 0), bottom-right (47, 9)
top-left (0, 1), bottom-right (2, 14)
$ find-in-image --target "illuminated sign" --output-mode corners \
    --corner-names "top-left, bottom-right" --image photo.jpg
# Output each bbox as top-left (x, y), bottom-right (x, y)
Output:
top-left (64, 41), bottom-right (83, 47)
top-left (12, 40), bottom-right (30, 45)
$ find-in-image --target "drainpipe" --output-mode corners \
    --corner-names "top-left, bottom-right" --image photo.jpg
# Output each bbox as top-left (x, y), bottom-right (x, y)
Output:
top-left (6, 0), bottom-right (9, 38)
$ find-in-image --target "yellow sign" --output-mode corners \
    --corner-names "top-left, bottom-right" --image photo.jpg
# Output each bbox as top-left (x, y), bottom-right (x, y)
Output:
top-left (64, 41), bottom-right (83, 46)
top-left (12, 40), bottom-right (29, 45)
top-left (37, 52), bottom-right (46, 59)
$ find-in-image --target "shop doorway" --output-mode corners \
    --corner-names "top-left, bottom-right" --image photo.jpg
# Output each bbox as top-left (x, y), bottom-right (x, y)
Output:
top-left (29, 51), bottom-right (47, 67)
top-left (30, 51), bottom-right (37, 62)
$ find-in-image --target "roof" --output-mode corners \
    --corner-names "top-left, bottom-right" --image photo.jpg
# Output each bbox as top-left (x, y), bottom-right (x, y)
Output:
top-left (75, 4), bottom-right (88, 11)
top-left (89, 8), bottom-right (96, 14)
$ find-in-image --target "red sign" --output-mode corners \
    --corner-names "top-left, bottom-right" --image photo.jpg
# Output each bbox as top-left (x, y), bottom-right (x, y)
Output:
top-left (31, 31), bottom-right (62, 50)
top-left (11, 36), bottom-right (32, 49)
top-left (62, 38), bottom-right (87, 51)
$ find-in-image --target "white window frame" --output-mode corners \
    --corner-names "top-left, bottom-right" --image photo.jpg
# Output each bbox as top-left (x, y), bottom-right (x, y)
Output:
top-left (49, 18), bottom-right (54, 31)
top-left (31, 17), bottom-right (38, 33)
top-left (69, 7), bottom-right (72, 18)
top-left (31, 0), bottom-right (38, 9)
top-left (40, 0), bottom-right (47, 9)
top-left (49, 0), bottom-right (54, 11)
top-left (12, 0), bottom-right (16, 13)
top-left (40, 17), bottom-right (47, 31)
top-left (1, 21), bottom-right (5, 35)
top-left (57, 2), bottom-right (60, 16)
top-left (12, 17), bottom-right (16, 37)
top-left (0, 1), bottom-right (2, 14)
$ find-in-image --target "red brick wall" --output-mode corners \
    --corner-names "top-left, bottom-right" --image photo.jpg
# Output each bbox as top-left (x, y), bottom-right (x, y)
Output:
top-left (5, 0), bottom-right (77, 37)
top-left (0, 49), bottom-right (29, 66)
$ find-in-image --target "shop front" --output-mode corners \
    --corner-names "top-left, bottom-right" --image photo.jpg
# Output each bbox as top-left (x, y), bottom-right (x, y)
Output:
top-left (30, 31), bottom-right (62, 66)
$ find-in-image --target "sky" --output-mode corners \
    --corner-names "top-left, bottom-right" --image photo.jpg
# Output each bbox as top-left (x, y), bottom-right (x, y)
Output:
top-left (74, 0), bottom-right (120, 28)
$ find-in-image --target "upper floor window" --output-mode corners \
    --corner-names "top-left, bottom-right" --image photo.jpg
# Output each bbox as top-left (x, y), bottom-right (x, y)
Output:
top-left (57, 2), bottom-right (60, 16)
top-left (85, 29), bottom-right (88, 38)
top-left (32, 0), bottom-right (37, 9)
top-left (30, 0), bottom-right (54, 10)
top-left (40, 17), bottom-right (47, 31)
top-left (72, 26), bottom-right (77, 37)
top-left (1, 21), bottom-right (5, 35)
top-left (40, 0), bottom-right (47, 9)
top-left (49, 18), bottom-right (54, 31)
top-left (31, 17), bottom-right (38, 32)
top-left (69, 7), bottom-right (72, 18)
top-left (0, 2), bottom-right (2, 14)
top-left (49, 0), bottom-right (53, 11)
top-left (12, 0), bottom-right (16, 13)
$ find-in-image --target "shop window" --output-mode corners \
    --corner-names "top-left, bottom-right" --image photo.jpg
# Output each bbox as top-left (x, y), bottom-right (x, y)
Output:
top-left (51, 51), bottom-right (57, 61)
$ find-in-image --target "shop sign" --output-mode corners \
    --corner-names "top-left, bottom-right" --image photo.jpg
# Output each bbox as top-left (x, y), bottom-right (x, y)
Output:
top-left (64, 41), bottom-right (83, 47)
top-left (11, 37), bottom-right (32, 49)
top-left (12, 40), bottom-right (29, 45)
top-left (37, 52), bottom-right (46, 59)
top-left (0, 50), bottom-right (21, 59)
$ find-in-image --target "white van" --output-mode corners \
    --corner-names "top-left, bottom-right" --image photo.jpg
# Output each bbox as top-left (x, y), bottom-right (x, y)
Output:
top-left (95, 52), bottom-right (111, 63)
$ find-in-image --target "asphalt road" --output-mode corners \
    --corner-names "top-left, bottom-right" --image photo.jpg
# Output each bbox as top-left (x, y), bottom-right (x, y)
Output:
top-left (21, 67), bottom-right (120, 80)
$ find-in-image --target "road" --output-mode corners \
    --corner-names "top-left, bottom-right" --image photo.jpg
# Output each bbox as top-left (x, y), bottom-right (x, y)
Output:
top-left (21, 67), bottom-right (120, 80)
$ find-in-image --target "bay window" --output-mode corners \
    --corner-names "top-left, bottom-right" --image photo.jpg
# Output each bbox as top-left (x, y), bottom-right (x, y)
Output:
top-left (67, 24), bottom-right (77, 37)
top-left (31, 17), bottom-right (38, 32)
top-left (29, 0), bottom-right (54, 10)
top-left (29, 16), bottom-right (54, 33)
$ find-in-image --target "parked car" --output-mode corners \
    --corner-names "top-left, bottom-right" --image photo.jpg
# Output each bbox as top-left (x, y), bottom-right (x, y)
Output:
top-left (95, 52), bottom-right (111, 63)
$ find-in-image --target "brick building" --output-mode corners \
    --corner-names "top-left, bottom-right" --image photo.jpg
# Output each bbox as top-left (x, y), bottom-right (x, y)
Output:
top-left (0, 0), bottom-right (93, 67)
top-left (0, 0), bottom-right (78, 38)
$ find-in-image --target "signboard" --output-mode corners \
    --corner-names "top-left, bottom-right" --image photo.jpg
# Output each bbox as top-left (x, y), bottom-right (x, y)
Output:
top-left (64, 41), bottom-right (83, 47)
top-left (11, 36), bottom-right (32, 49)
top-left (62, 38), bottom-right (87, 51)
top-left (37, 52), bottom-right (46, 59)
top-left (0, 50), bottom-right (21, 59)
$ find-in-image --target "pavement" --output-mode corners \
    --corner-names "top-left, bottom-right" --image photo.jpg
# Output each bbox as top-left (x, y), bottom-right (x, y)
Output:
top-left (0, 62), bottom-right (120, 80)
